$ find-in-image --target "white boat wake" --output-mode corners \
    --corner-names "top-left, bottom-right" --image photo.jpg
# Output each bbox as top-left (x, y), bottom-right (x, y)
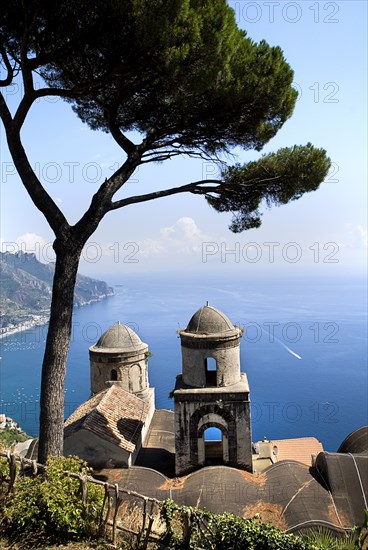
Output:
top-left (260, 327), bottom-right (302, 360)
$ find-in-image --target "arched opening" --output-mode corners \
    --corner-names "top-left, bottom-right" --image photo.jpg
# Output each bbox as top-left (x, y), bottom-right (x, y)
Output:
top-left (204, 426), bottom-right (223, 465)
top-left (191, 408), bottom-right (233, 467)
top-left (110, 369), bottom-right (118, 381)
top-left (205, 357), bottom-right (217, 386)
top-left (129, 364), bottom-right (142, 393)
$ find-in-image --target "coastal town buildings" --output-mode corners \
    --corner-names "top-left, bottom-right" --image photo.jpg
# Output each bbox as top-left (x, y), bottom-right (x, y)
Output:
top-left (0, 414), bottom-right (20, 431)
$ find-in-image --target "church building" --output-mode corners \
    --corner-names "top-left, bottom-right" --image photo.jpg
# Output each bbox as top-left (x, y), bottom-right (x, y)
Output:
top-left (33, 305), bottom-right (368, 534)
top-left (63, 305), bottom-right (253, 473)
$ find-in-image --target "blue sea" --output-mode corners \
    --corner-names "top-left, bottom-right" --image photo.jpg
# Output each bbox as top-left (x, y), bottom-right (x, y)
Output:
top-left (0, 273), bottom-right (367, 452)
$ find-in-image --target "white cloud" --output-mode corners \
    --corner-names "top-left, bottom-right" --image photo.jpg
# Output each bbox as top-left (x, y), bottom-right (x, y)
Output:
top-left (5, 232), bottom-right (55, 263)
top-left (136, 239), bottom-right (166, 257)
top-left (138, 217), bottom-right (210, 257)
top-left (16, 232), bottom-right (48, 248)
top-left (358, 225), bottom-right (368, 248)
top-left (160, 225), bottom-right (176, 239)
top-left (160, 217), bottom-right (209, 253)
top-left (344, 223), bottom-right (368, 248)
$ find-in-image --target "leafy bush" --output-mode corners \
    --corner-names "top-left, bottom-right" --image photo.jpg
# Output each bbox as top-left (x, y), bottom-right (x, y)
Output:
top-left (302, 527), bottom-right (356, 549)
top-left (160, 499), bottom-right (312, 549)
top-left (0, 429), bottom-right (30, 450)
top-left (353, 509), bottom-right (368, 549)
top-left (41, 456), bottom-right (105, 539)
top-left (0, 457), bottom-right (10, 496)
top-left (0, 456), bottom-right (104, 541)
top-left (2, 475), bottom-right (44, 532)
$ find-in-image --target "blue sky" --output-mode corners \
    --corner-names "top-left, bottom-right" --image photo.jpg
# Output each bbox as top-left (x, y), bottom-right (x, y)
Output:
top-left (0, 0), bottom-right (367, 279)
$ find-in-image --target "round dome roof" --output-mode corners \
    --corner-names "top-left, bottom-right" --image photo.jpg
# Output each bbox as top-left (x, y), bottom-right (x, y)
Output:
top-left (185, 305), bottom-right (236, 334)
top-left (337, 426), bottom-right (368, 454)
top-left (93, 323), bottom-right (145, 351)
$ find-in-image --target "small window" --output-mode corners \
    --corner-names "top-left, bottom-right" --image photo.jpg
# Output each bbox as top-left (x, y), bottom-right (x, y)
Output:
top-left (205, 357), bottom-right (217, 386)
top-left (110, 369), bottom-right (118, 381)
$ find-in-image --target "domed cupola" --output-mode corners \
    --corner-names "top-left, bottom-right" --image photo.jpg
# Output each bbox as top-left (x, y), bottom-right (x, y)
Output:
top-left (178, 305), bottom-right (243, 388)
top-left (89, 322), bottom-right (151, 400)
top-left (94, 323), bottom-right (146, 352)
top-left (186, 305), bottom-right (237, 334)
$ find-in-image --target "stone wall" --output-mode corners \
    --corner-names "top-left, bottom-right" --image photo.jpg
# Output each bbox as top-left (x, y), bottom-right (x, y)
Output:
top-left (174, 374), bottom-right (252, 476)
top-left (89, 348), bottom-right (149, 397)
top-left (181, 342), bottom-right (241, 387)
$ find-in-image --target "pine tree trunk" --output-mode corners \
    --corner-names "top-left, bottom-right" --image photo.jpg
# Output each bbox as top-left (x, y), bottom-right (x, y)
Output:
top-left (38, 246), bottom-right (81, 464)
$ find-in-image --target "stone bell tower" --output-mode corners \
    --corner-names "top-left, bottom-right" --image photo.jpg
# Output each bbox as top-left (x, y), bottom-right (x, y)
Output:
top-left (173, 305), bottom-right (252, 476)
top-left (89, 322), bottom-right (154, 407)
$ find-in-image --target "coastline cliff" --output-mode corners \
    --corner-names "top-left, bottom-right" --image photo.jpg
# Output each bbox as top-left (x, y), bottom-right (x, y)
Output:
top-left (0, 251), bottom-right (114, 337)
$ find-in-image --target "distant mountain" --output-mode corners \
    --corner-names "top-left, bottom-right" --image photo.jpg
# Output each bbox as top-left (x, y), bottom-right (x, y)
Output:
top-left (0, 252), bottom-right (114, 332)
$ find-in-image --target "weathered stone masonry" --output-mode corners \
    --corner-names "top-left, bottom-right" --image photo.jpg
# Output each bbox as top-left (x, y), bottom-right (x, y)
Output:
top-left (174, 305), bottom-right (252, 476)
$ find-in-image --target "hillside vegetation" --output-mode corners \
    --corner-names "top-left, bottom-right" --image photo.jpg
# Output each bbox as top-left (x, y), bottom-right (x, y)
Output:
top-left (0, 252), bottom-right (113, 331)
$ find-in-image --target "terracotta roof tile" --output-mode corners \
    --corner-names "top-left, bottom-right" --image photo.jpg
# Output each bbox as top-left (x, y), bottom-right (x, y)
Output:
top-left (270, 437), bottom-right (323, 466)
top-left (64, 385), bottom-right (149, 453)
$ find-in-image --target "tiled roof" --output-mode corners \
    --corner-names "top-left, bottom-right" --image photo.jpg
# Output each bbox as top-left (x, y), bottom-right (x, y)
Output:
top-left (270, 437), bottom-right (323, 466)
top-left (64, 385), bottom-right (149, 453)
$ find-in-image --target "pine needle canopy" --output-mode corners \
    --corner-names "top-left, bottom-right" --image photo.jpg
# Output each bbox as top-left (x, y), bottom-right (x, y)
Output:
top-left (211, 143), bottom-right (331, 232)
top-left (1, 0), bottom-right (330, 234)
top-left (1, 0), bottom-right (297, 154)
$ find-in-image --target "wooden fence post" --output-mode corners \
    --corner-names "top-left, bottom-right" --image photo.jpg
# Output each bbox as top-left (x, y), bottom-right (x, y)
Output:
top-left (112, 483), bottom-right (123, 546)
top-left (182, 509), bottom-right (192, 549)
top-left (141, 515), bottom-right (154, 550)
top-left (80, 474), bottom-right (88, 505)
top-left (98, 482), bottom-right (110, 538)
top-left (7, 452), bottom-right (17, 494)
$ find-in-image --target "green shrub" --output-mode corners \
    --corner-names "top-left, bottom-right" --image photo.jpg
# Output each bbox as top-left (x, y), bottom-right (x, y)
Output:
top-left (41, 456), bottom-right (104, 539)
top-left (160, 499), bottom-right (313, 549)
top-left (1, 475), bottom-right (44, 532)
top-left (353, 509), bottom-right (368, 549)
top-left (302, 527), bottom-right (356, 549)
top-left (0, 429), bottom-right (31, 450)
top-left (0, 456), bottom-right (104, 541)
top-left (0, 458), bottom-right (10, 497)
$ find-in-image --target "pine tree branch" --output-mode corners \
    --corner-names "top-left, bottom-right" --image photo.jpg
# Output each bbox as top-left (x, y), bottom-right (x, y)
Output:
top-left (0, 98), bottom-right (70, 238)
top-left (0, 91), bottom-right (12, 126)
top-left (108, 179), bottom-right (223, 211)
top-left (72, 154), bottom-right (144, 242)
top-left (107, 170), bottom-right (288, 212)
top-left (107, 116), bottom-right (136, 156)
top-left (0, 45), bottom-right (14, 86)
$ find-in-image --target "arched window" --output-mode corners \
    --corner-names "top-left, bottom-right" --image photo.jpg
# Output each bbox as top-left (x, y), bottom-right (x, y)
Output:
top-left (204, 426), bottom-right (223, 465)
top-left (205, 357), bottom-right (217, 386)
top-left (129, 364), bottom-right (142, 393)
top-left (110, 369), bottom-right (118, 381)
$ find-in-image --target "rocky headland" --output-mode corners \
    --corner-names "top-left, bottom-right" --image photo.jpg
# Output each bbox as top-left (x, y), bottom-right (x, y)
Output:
top-left (0, 251), bottom-right (114, 337)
